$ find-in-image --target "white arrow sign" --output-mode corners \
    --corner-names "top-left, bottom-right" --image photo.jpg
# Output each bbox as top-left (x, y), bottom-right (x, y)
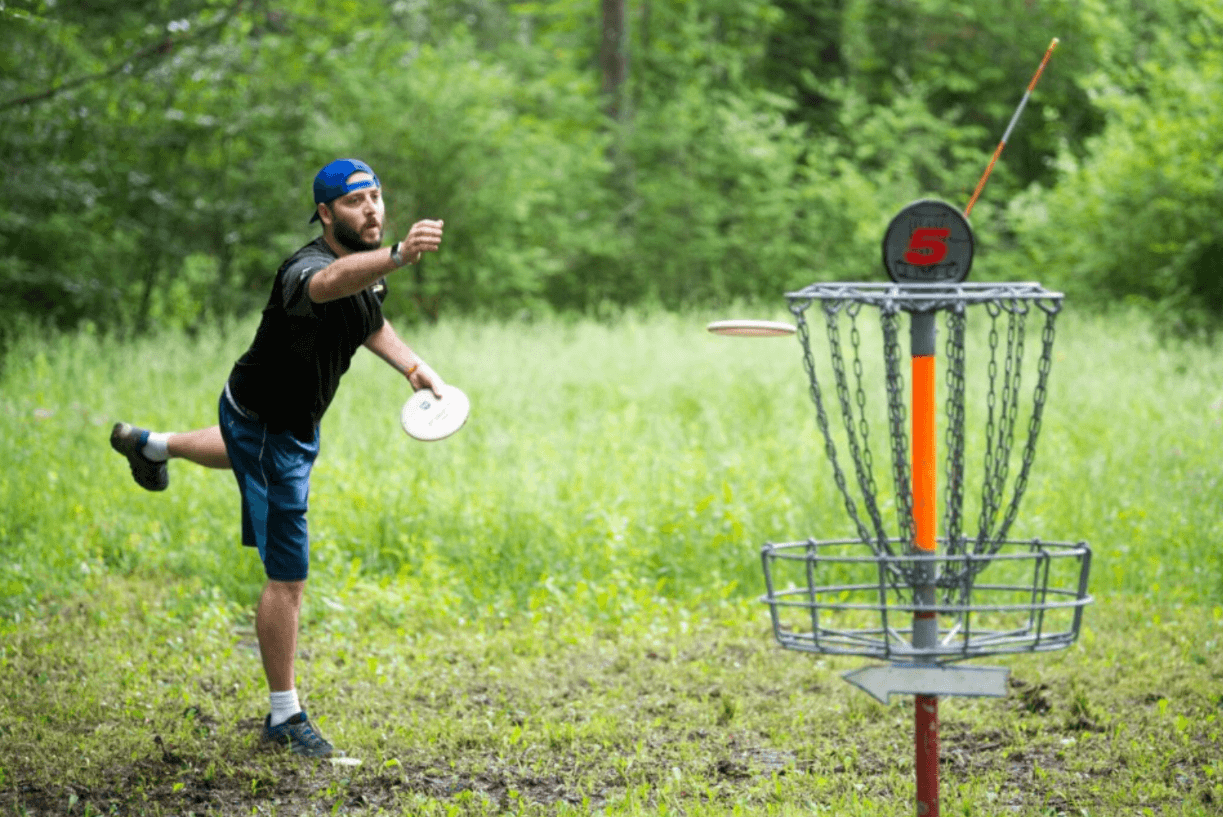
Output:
top-left (843, 664), bottom-right (1010, 704)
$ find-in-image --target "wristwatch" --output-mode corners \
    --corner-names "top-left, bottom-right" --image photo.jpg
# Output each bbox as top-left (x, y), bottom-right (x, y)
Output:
top-left (390, 241), bottom-right (407, 267)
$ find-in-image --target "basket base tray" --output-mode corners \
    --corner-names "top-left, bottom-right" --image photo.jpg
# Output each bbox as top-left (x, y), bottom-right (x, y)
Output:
top-left (762, 538), bottom-right (1093, 661)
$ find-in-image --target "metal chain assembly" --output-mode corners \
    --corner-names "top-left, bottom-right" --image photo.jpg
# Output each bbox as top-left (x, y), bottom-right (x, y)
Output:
top-left (786, 282), bottom-right (1062, 596)
top-left (827, 300), bottom-right (892, 555)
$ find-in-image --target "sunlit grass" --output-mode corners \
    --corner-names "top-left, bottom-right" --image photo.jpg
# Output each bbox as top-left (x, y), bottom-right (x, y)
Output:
top-left (2, 306), bottom-right (1221, 619)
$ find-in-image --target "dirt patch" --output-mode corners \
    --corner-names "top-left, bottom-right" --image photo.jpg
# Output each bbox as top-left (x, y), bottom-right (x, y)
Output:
top-left (5, 730), bottom-right (606, 816)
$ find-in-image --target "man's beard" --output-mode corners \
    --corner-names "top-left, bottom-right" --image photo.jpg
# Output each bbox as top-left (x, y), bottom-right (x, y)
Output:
top-left (333, 216), bottom-right (383, 253)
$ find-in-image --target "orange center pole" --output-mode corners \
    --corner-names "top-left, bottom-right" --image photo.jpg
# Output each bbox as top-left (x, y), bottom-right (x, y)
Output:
top-left (912, 318), bottom-right (940, 817)
top-left (912, 354), bottom-right (938, 553)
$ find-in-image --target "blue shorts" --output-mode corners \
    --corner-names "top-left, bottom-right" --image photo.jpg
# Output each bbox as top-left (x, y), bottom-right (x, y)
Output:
top-left (218, 388), bottom-right (319, 582)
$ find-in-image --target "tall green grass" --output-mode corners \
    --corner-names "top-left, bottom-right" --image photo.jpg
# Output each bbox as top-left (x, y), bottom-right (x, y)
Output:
top-left (2, 306), bottom-right (1220, 621)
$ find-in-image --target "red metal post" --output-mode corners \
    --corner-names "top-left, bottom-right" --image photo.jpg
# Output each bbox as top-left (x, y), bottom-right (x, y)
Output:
top-left (915, 693), bottom-right (939, 815)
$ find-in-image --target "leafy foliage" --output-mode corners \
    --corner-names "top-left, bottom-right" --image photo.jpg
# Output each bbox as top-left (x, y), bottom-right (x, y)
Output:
top-left (1, 0), bottom-right (1220, 334)
top-left (1008, 1), bottom-right (1223, 330)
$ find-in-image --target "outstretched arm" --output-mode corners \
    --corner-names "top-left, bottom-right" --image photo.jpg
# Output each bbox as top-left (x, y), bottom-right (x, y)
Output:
top-left (308, 219), bottom-right (444, 303)
top-left (364, 319), bottom-right (444, 397)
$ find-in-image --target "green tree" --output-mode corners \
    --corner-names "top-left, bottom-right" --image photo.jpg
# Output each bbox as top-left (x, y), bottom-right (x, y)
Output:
top-left (311, 30), bottom-right (617, 320)
top-left (3, 0), bottom-right (1221, 334)
top-left (0, 0), bottom-right (302, 335)
top-left (1008, 0), bottom-right (1223, 329)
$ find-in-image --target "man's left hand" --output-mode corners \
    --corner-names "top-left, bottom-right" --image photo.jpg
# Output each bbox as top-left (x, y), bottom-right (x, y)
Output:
top-left (408, 360), bottom-right (444, 398)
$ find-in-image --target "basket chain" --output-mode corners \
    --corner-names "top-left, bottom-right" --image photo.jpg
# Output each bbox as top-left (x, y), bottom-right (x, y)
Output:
top-left (825, 302), bottom-right (895, 555)
top-left (771, 284), bottom-right (1085, 661)
top-left (978, 300), bottom-right (1027, 552)
top-left (942, 307), bottom-right (968, 556)
top-left (882, 308), bottom-right (916, 553)
top-left (796, 303), bottom-right (912, 591)
top-left (794, 304), bottom-right (874, 547)
top-left (988, 302), bottom-right (1060, 550)
top-left (790, 289), bottom-right (1061, 593)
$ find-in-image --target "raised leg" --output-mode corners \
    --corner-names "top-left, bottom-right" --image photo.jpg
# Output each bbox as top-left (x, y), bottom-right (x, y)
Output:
top-left (167, 426), bottom-right (231, 469)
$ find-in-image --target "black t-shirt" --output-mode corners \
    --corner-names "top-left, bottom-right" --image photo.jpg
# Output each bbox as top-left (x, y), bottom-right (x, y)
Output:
top-left (227, 237), bottom-right (387, 439)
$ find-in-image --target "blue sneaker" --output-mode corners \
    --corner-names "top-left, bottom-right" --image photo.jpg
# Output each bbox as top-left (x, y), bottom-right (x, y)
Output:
top-left (260, 711), bottom-right (341, 758)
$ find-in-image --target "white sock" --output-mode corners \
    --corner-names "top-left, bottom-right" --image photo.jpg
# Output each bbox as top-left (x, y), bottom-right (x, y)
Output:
top-left (269, 689), bottom-right (301, 727)
top-left (141, 431), bottom-right (172, 462)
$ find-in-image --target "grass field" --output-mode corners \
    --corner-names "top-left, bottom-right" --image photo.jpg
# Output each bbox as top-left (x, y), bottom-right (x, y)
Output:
top-left (1, 306), bottom-right (1221, 815)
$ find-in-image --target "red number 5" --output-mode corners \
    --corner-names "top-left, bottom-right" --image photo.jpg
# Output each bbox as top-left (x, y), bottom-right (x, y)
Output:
top-left (904, 228), bottom-right (950, 265)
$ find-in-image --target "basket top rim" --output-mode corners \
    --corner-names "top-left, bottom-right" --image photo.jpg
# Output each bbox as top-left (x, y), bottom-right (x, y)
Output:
top-left (786, 281), bottom-right (1064, 310)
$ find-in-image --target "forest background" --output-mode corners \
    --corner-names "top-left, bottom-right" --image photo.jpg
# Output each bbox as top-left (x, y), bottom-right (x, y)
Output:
top-left (2, 0), bottom-right (1221, 340)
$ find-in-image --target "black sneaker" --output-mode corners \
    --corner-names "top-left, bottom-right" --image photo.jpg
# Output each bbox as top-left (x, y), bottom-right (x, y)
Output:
top-left (260, 711), bottom-right (341, 758)
top-left (110, 422), bottom-right (169, 491)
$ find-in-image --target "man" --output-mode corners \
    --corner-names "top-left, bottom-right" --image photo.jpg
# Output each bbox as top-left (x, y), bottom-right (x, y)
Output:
top-left (109, 158), bottom-right (446, 758)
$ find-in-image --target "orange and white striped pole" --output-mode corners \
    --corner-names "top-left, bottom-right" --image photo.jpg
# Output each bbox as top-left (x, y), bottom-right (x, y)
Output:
top-left (964, 38), bottom-right (1059, 218)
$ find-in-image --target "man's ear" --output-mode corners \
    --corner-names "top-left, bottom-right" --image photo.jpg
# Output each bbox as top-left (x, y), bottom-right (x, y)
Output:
top-left (316, 202), bottom-right (333, 226)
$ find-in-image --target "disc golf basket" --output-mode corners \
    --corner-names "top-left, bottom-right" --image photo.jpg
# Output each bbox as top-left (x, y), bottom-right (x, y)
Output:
top-left (761, 282), bottom-right (1092, 665)
top-left (710, 40), bottom-right (1083, 816)
top-left (703, 186), bottom-right (1093, 817)
top-left (746, 275), bottom-right (1093, 817)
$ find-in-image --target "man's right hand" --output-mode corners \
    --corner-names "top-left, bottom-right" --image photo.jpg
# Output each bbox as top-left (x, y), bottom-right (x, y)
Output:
top-left (398, 219), bottom-right (444, 265)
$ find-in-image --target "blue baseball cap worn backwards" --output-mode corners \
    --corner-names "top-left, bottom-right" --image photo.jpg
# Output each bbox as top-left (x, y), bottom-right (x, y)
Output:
top-left (309, 158), bottom-right (380, 224)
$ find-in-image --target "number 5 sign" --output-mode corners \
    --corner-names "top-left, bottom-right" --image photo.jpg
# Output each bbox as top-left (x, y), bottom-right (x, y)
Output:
top-left (882, 199), bottom-right (974, 284)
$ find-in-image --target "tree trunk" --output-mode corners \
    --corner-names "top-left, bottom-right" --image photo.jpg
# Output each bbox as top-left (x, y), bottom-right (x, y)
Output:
top-left (599, 0), bottom-right (628, 122)
top-left (135, 251), bottom-right (161, 334)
